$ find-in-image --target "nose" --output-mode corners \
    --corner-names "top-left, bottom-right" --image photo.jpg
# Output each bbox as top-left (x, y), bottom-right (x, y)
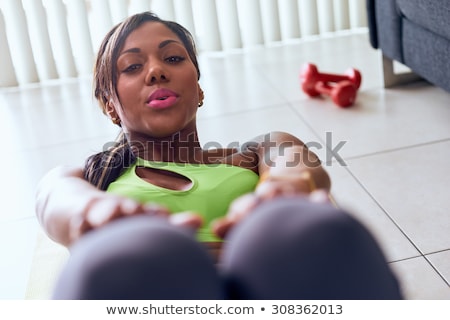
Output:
top-left (144, 63), bottom-right (168, 85)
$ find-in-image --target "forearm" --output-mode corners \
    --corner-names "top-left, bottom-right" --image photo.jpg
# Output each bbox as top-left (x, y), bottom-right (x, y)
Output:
top-left (35, 166), bottom-right (104, 247)
top-left (213, 137), bottom-right (331, 239)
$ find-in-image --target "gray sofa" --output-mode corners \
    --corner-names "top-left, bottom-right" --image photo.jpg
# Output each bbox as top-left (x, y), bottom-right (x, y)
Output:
top-left (367, 0), bottom-right (450, 92)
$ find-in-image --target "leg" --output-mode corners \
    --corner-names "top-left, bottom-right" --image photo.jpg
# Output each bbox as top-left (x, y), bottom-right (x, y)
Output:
top-left (53, 215), bottom-right (223, 299)
top-left (220, 197), bottom-right (402, 299)
top-left (382, 54), bottom-right (421, 88)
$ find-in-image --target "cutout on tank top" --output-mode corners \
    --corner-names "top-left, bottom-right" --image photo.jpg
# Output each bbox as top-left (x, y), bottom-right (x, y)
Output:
top-left (135, 166), bottom-right (193, 191)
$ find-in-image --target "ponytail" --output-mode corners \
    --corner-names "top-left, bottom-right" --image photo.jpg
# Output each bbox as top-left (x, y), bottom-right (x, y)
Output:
top-left (84, 131), bottom-right (135, 190)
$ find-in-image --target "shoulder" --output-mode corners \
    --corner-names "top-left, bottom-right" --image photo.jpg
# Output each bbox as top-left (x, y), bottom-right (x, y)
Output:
top-left (201, 147), bottom-right (258, 172)
top-left (202, 131), bottom-right (305, 171)
top-left (36, 165), bottom-right (85, 197)
top-left (248, 131), bottom-right (307, 147)
top-left (43, 165), bottom-right (85, 180)
top-left (200, 131), bottom-right (308, 172)
top-left (239, 131), bottom-right (312, 172)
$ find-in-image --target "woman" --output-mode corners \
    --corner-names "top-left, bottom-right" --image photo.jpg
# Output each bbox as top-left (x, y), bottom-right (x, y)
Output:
top-left (35, 12), bottom-right (402, 299)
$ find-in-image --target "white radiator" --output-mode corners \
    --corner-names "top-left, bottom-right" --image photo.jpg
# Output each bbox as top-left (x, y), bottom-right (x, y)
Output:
top-left (0, 0), bottom-right (367, 87)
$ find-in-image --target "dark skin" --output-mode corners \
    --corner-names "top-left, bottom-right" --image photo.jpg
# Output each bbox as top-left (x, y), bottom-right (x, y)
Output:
top-left (35, 21), bottom-right (331, 250)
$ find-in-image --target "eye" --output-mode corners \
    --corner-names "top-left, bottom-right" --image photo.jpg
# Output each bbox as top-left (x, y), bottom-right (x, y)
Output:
top-left (165, 56), bottom-right (186, 64)
top-left (122, 64), bottom-right (142, 73)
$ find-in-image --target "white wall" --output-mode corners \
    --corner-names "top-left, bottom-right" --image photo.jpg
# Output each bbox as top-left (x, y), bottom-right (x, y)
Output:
top-left (0, 0), bottom-right (367, 87)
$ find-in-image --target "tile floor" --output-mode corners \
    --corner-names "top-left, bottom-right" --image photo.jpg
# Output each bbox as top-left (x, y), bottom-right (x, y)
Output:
top-left (0, 30), bottom-right (449, 299)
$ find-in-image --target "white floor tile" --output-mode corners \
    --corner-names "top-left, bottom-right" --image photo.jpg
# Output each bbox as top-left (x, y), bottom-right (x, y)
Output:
top-left (427, 250), bottom-right (450, 285)
top-left (0, 218), bottom-right (38, 299)
top-left (327, 164), bottom-right (420, 262)
top-left (391, 257), bottom-right (450, 299)
top-left (1, 80), bottom-right (118, 153)
top-left (198, 66), bottom-right (287, 118)
top-left (247, 33), bottom-right (384, 104)
top-left (0, 137), bottom-right (119, 222)
top-left (347, 141), bottom-right (450, 254)
top-left (197, 105), bottom-right (327, 161)
top-left (289, 84), bottom-right (450, 159)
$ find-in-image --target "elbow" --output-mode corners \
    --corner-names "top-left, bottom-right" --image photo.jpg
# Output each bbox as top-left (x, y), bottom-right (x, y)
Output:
top-left (315, 166), bottom-right (331, 192)
top-left (35, 165), bottom-right (84, 236)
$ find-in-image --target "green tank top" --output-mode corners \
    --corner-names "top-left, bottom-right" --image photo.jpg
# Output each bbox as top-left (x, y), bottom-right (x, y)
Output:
top-left (107, 158), bottom-right (259, 242)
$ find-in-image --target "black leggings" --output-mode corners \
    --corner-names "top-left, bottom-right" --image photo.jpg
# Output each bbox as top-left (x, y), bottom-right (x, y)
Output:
top-left (53, 197), bottom-right (402, 299)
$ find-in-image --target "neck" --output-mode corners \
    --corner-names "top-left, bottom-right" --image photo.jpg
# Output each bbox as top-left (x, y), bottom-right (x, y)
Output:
top-left (128, 130), bottom-right (204, 163)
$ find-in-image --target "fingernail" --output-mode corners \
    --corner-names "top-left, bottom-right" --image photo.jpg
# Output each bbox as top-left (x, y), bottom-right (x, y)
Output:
top-left (144, 202), bottom-right (170, 215)
top-left (121, 199), bottom-right (140, 213)
top-left (169, 212), bottom-right (203, 228)
top-left (309, 189), bottom-right (330, 203)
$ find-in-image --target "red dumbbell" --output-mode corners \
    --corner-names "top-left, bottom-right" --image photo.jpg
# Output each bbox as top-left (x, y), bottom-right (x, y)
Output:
top-left (314, 81), bottom-right (358, 107)
top-left (300, 63), bottom-right (362, 107)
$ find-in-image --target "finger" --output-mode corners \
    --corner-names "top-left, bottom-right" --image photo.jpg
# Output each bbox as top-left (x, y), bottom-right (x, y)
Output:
top-left (141, 202), bottom-right (171, 217)
top-left (118, 198), bottom-right (145, 215)
top-left (169, 212), bottom-right (203, 230)
top-left (69, 214), bottom-right (92, 243)
top-left (211, 217), bottom-right (234, 239)
top-left (255, 181), bottom-right (297, 200)
top-left (85, 203), bottom-right (116, 227)
top-left (309, 189), bottom-right (331, 204)
top-left (227, 193), bottom-right (260, 220)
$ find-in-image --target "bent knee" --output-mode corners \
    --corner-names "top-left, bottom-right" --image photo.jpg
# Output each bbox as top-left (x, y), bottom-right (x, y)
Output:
top-left (56, 216), bottom-right (221, 299)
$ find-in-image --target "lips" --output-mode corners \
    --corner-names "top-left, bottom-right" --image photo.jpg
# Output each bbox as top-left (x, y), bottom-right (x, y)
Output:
top-left (147, 88), bottom-right (179, 109)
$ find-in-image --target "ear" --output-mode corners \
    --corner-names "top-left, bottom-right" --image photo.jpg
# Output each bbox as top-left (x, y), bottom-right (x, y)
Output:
top-left (106, 100), bottom-right (116, 117)
top-left (106, 101), bottom-right (121, 125)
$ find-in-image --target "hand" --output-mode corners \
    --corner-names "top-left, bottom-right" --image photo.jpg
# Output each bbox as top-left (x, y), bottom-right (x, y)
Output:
top-left (256, 169), bottom-right (318, 197)
top-left (211, 188), bottom-right (331, 239)
top-left (211, 193), bottom-right (260, 239)
top-left (69, 194), bottom-right (203, 243)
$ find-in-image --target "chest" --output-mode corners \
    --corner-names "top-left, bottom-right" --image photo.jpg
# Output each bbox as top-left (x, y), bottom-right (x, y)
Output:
top-left (135, 166), bottom-right (193, 191)
top-left (134, 150), bottom-right (258, 191)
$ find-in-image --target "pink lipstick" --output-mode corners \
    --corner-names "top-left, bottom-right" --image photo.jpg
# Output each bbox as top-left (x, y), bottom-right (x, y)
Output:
top-left (147, 88), bottom-right (179, 109)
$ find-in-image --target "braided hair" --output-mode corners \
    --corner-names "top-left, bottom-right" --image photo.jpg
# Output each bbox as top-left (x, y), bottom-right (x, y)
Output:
top-left (84, 132), bottom-right (135, 190)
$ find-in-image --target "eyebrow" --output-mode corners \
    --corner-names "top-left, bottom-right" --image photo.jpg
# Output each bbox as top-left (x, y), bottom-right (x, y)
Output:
top-left (159, 39), bottom-right (181, 48)
top-left (119, 39), bottom-right (182, 56)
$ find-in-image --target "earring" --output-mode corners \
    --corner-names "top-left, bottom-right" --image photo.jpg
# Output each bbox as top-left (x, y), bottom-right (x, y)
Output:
top-left (198, 88), bottom-right (204, 107)
top-left (111, 117), bottom-right (121, 125)
top-left (106, 101), bottom-right (121, 125)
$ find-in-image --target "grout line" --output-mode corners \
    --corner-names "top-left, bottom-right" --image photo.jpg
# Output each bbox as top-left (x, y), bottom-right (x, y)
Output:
top-left (11, 133), bottom-right (122, 154)
top-left (253, 81), bottom-right (325, 144)
top-left (387, 249), bottom-right (448, 264)
top-left (343, 166), bottom-right (424, 256)
top-left (424, 254), bottom-right (450, 287)
top-left (339, 138), bottom-right (450, 162)
top-left (284, 102), bottom-right (327, 145)
top-left (388, 255), bottom-right (423, 264)
top-left (343, 167), bottom-right (450, 286)
top-left (0, 216), bottom-right (38, 227)
top-left (424, 248), bottom-right (450, 256)
top-left (198, 102), bottom-right (297, 122)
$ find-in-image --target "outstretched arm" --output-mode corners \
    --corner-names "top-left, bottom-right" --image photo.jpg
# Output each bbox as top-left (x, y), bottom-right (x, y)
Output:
top-left (254, 131), bottom-right (331, 193)
top-left (36, 166), bottom-right (140, 246)
top-left (36, 166), bottom-right (96, 246)
top-left (212, 131), bottom-right (331, 238)
top-left (35, 166), bottom-right (184, 247)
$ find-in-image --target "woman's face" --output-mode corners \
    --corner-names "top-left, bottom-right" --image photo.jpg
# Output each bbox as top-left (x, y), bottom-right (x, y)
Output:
top-left (113, 22), bottom-right (201, 140)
